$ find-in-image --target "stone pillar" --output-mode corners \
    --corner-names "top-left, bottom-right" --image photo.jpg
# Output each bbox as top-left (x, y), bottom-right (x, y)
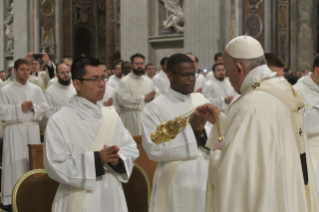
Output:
top-left (0, 0), bottom-right (4, 70)
top-left (13, 0), bottom-right (31, 59)
top-left (297, 0), bottom-right (314, 70)
top-left (120, 0), bottom-right (148, 61)
top-left (55, 0), bottom-right (62, 62)
top-left (184, 0), bottom-right (221, 71)
top-left (106, 0), bottom-right (115, 66)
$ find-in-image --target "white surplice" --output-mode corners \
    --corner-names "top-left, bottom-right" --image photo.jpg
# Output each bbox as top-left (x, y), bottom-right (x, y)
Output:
top-left (46, 77), bottom-right (58, 88)
top-left (0, 80), bottom-right (49, 205)
top-left (29, 70), bottom-right (51, 93)
top-left (44, 82), bottom-right (76, 118)
top-left (142, 88), bottom-right (211, 212)
top-left (153, 70), bottom-right (170, 94)
top-left (194, 73), bottom-right (207, 92)
top-left (205, 65), bottom-right (319, 212)
top-left (0, 79), bottom-right (4, 137)
top-left (294, 73), bottom-right (319, 198)
top-left (202, 76), bottom-right (237, 114)
top-left (206, 71), bottom-right (214, 81)
top-left (44, 95), bottom-right (139, 212)
top-left (98, 85), bottom-right (122, 114)
top-left (117, 72), bottom-right (157, 136)
top-left (107, 75), bottom-right (122, 90)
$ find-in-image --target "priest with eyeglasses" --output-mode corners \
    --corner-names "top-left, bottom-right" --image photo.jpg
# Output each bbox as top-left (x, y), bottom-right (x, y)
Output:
top-left (44, 57), bottom-right (139, 212)
top-left (142, 53), bottom-right (211, 212)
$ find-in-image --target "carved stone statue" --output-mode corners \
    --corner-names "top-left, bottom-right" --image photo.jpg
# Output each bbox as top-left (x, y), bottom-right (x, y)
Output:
top-left (4, 3), bottom-right (14, 53)
top-left (40, 27), bottom-right (55, 55)
top-left (160, 0), bottom-right (184, 33)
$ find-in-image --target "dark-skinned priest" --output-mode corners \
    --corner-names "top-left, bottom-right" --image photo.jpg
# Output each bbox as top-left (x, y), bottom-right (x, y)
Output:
top-left (141, 53), bottom-right (211, 212)
top-left (196, 35), bottom-right (319, 212)
top-left (44, 57), bottom-right (139, 212)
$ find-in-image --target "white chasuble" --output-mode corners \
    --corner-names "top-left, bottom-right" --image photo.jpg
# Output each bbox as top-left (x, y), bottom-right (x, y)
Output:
top-left (294, 72), bottom-right (319, 198)
top-left (194, 73), bottom-right (207, 92)
top-left (117, 72), bottom-right (157, 136)
top-left (98, 85), bottom-right (122, 114)
top-left (28, 70), bottom-right (51, 93)
top-left (44, 82), bottom-right (76, 118)
top-left (107, 75), bottom-right (122, 90)
top-left (44, 96), bottom-right (139, 212)
top-left (202, 76), bottom-right (238, 114)
top-left (142, 88), bottom-right (211, 212)
top-left (0, 80), bottom-right (49, 205)
top-left (153, 70), bottom-right (170, 94)
top-left (205, 65), bottom-right (319, 212)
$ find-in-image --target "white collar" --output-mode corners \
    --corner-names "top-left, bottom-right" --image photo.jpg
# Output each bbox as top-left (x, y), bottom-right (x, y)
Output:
top-left (167, 87), bottom-right (191, 102)
top-left (240, 65), bottom-right (276, 93)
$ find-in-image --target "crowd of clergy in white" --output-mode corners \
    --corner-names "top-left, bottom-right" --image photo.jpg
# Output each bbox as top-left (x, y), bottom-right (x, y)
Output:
top-left (0, 34), bottom-right (317, 212)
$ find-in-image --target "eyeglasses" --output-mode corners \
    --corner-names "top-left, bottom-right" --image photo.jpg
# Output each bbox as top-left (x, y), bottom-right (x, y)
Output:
top-left (169, 70), bottom-right (196, 80)
top-left (215, 69), bottom-right (226, 73)
top-left (77, 76), bottom-right (108, 85)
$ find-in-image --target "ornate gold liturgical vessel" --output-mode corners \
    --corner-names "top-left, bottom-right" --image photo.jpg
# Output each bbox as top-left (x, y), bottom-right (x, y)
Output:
top-left (151, 104), bottom-right (224, 145)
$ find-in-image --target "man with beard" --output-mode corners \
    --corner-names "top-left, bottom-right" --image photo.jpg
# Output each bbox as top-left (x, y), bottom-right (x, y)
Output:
top-left (44, 63), bottom-right (76, 118)
top-left (202, 63), bottom-right (237, 114)
top-left (47, 55), bottom-right (73, 88)
top-left (108, 60), bottom-right (123, 89)
top-left (117, 53), bottom-right (157, 136)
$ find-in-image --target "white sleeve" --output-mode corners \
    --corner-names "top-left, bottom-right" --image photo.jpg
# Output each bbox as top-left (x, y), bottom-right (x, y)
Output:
top-left (117, 81), bottom-right (146, 110)
top-left (141, 105), bottom-right (199, 162)
top-left (44, 117), bottom-right (97, 191)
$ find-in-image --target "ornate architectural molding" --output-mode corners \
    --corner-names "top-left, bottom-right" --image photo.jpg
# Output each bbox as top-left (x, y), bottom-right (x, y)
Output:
top-left (40, 27), bottom-right (55, 55)
top-left (160, 0), bottom-right (184, 33)
top-left (4, 3), bottom-right (14, 53)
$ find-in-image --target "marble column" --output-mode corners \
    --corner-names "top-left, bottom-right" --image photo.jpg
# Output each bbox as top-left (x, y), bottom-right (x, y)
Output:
top-left (55, 0), bottom-right (62, 62)
top-left (120, 0), bottom-right (148, 61)
top-left (13, 0), bottom-right (31, 59)
top-left (184, 0), bottom-right (221, 71)
top-left (106, 0), bottom-right (115, 66)
top-left (0, 0), bottom-right (4, 70)
top-left (296, 0), bottom-right (314, 70)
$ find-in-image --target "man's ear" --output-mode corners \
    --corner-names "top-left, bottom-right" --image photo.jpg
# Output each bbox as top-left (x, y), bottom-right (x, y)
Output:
top-left (13, 68), bottom-right (18, 75)
top-left (235, 61), bottom-right (248, 78)
top-left (314, 67), bottom-right (319, 76)
top-left (73, 79), bottom-right (81, 92)
top-left (167, 71), bottom-right (174, 82)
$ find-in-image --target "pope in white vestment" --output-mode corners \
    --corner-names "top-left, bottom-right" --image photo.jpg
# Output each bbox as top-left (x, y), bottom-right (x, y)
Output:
top-left (117, 72), bottom-right (157, 135)
top-left (0, 79), bottom-right (48, 205)
top-left (201, 36), bottom-right (319, 212)
top-left (153, 70), bottom-right (170, 94)
top-left (294, 71), bottom-right (319, 198)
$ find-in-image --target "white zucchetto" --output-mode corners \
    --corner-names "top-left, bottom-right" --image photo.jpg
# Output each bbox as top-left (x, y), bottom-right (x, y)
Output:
top-left (225, 35), bottom-right (264, 59)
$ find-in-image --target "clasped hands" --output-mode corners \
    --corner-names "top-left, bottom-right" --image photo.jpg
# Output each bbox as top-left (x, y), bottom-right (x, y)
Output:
top-left (194, 103), bottom-right (222, 151)
top-left (99, 145), bottom-right (120, 166)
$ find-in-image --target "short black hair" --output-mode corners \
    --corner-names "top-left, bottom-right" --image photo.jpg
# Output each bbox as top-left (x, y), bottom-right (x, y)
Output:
top-left (121, 61), bottom-right (131, 68)
top-left (186, 52), bottom-right (198, 62)
top-left (167, 53), bottom-right (194, 72)
top-left (14, 59), bottom-right (29, 70)
top-left (71, 57), bottom-right (100, 80)
top-left (265, 53), bottom-right (285, 68)
top-left (160, 57), bottom-right (169, 66)
top-left (146, 63), bottom-right (155, 69)
top-left (313, 54), bottom-right (319, 70)
top-left (114, 59), bottom-right (124, 67)
top-left (212, 63), bottom-right (224, 72)
top-left (214, 53), bottom-right (222, 62)
top-left (130, 53), bottom-right (145, 63)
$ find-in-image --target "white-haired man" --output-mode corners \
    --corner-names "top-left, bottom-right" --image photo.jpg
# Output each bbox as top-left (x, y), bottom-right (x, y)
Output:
top-left (196, 35), bottom-right (319, 212)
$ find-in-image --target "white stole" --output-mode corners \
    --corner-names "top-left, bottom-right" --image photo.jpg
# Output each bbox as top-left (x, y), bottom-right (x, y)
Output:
top-left (56, 107), bottom-right (119, 212)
